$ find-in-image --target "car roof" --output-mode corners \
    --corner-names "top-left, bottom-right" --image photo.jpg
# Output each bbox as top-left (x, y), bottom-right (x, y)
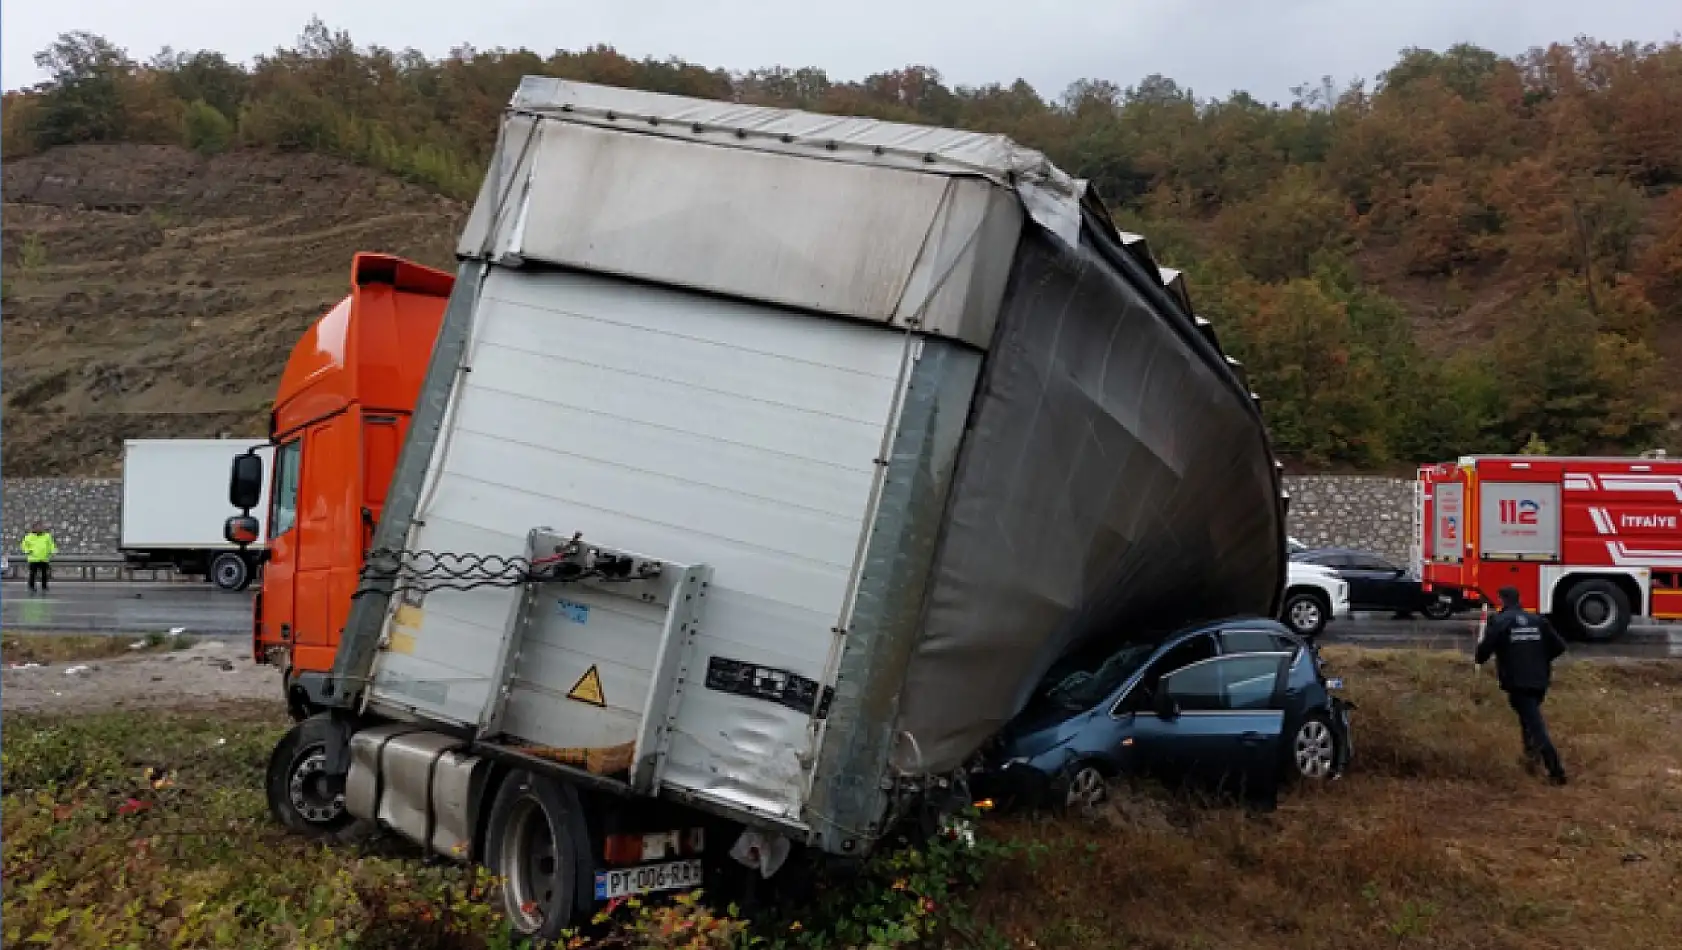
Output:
top-left (1297, 546), bottom-right (1383, 558)
top-left (1171, 615), bottom-right (1294, 639)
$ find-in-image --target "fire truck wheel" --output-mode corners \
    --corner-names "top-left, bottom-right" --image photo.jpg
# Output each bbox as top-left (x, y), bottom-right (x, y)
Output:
top-left (1564, 580), bottom-right (1632, 642)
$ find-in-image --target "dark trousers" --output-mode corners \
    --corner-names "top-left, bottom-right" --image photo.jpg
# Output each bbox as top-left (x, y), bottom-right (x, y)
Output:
top-left (27, 561), bottom-right (51, 591)
top-left (1507, 688), bottom-right (1563, 778)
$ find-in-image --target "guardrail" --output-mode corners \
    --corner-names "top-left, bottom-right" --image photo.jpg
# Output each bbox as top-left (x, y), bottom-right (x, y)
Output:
top-left (1, 554), bottom-right (188, 583)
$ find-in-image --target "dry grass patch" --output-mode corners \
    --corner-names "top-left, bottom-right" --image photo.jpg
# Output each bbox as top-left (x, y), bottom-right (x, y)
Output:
top-left (2, 630), bottom-right (197, 665)
top-left (978, 648), bottom-right (1682, 950)
top-left (3, 648), bottom-right (1677, 948)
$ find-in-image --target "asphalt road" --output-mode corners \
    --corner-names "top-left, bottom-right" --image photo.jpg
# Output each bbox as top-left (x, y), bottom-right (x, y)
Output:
top-left (2, 582), bottom-right (253, 636)
top-left (4, 582), bottom-right (1680, 658)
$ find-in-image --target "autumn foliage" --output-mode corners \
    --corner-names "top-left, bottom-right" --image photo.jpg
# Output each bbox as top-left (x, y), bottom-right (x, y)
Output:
top-left (7, 24), bottom-right (1681, 467)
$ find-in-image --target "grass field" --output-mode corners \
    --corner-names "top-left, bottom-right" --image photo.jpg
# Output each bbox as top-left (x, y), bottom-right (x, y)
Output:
top-left (2, 630), bottom-right (199, 665)
top-left (3, 647), bottom-right (1679, 949)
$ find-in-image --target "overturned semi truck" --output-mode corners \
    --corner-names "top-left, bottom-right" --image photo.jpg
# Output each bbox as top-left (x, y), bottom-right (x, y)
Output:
top-left (237, 77), bottom-right (1288, 938)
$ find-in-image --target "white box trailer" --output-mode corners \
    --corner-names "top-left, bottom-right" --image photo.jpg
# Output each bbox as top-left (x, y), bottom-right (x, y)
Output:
top-left (120, 438), bottom-right (271, 590)
top-left (268, 78), bottom-right (1287, 938)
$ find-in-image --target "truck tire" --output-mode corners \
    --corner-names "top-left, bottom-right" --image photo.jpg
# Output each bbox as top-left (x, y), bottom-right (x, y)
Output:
top-left (484, 769), bottom-right (591, 941)
top-left (1564, 579), bottom-right (1632, 642)
top-left (265, 716), bottom-right (368, 843)
top-left (1281, 589), bottom-right (1329, 639)
top-left (211, 552), bottom-right (252, 592)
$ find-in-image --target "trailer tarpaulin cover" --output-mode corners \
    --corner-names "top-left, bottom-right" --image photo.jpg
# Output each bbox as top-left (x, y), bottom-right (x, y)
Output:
top-left (886, 209), bottom-right (1285, 772)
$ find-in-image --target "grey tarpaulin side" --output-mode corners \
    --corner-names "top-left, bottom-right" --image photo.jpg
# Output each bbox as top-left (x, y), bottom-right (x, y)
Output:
top-left (888, 201), bottom-right (1287, 774)
top-left (806, 340), bottom-right (982, 851)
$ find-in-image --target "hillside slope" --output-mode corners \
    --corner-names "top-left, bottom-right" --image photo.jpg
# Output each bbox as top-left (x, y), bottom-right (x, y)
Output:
top-left (1, 144), bottom-right (465, 477)
top-left (4, 30), bottom-right (1681, 472)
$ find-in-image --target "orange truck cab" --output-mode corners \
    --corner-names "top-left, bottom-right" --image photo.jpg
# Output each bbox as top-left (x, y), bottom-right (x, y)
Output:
top-left (225, 253), bottom-right (453, 718)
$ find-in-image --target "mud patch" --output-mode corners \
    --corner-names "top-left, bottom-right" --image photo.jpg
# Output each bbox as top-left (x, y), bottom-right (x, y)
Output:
top-left (2, 639), bottom-right (277, 714)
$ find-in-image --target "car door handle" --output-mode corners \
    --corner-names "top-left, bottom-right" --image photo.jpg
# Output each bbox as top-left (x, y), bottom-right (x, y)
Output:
top-left (1240, 732), bottom-right (1267, 745)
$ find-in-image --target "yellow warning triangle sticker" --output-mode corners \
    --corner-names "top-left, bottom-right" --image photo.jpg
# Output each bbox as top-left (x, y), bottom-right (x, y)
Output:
top-left (566, 666), bottom-right (606, 707)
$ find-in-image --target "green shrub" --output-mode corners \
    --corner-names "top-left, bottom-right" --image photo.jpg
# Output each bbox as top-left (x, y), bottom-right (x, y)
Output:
top-left (183, 99), bottom-right (233, 154)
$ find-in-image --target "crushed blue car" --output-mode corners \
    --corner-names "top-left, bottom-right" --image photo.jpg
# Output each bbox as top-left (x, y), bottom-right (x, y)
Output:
top-left (975, 617), bottom-right (1353, 810)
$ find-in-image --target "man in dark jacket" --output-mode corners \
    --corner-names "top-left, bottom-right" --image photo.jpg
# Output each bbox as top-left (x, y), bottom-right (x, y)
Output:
top-left (1475, 586), bottom-right (1568, 784)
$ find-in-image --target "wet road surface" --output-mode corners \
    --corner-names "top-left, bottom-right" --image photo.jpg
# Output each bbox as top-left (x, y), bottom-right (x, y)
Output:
top-left (4, 583), bottom-right (1680, 658)
top-left (2, 582), bottom-right (252, 636)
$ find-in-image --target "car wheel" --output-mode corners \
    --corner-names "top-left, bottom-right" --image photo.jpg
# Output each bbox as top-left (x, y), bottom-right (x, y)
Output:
top-left (1291, 714), bottom-right (1339, 783)
top-left (1421, 597), bottom-right (1455, 621)
top-left (484, 769), bottom-right (587, 941)
top-left (1565, 579), bottom-right (1631, 642)
top-left (1282, 590), bottom-right (1329, 638)
top-left (1059, 764), bottom-right (1108, 811)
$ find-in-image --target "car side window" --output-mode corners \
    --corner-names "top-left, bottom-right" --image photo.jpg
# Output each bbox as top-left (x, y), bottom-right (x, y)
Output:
top-left (1162, 654), bottom-right (1289, 712)
top-left (1115, 633), bottom-right (1216, 714)
top-left (1160, 658), bottom-right (1225, 711)
top-left (1354, 554), bottom-right (1395, 572)
top-left (1223, 654), bottom-right (1290, 709)
top-left (1220, 629), bottom-right (1282, 655)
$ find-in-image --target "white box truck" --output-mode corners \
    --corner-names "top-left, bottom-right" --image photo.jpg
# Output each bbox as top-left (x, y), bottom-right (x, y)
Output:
top-left (121, 438), bottom-right (271, 590)
top-left (252, 78), bottom-right (1288, 938)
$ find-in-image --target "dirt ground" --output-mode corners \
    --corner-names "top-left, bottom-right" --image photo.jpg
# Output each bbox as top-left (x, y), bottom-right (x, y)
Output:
top-left (1, 143), bottom-right (467, 477)
top-left (1, 638), bottom-right (278, 714)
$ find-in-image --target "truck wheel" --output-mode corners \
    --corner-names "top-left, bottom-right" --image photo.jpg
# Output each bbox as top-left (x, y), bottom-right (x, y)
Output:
top-left (1565, 580), bottom-right (1632, 642)
top-left (265, 717), bottom-right (366, 843)
top-left (485, 770), bottom-right (589, 941)
top-left (211, 552), bottom-right (252, 592)
top-left (1282, 590), bottom-right (1329, 639)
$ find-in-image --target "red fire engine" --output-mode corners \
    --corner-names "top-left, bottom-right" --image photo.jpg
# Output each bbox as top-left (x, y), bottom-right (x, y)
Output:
top-left (1416, 454), bottom-right (1682, 641)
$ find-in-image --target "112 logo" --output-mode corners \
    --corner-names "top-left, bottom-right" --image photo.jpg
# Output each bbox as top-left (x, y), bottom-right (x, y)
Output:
top-left (1498, 499), bottom-right (1540, 525)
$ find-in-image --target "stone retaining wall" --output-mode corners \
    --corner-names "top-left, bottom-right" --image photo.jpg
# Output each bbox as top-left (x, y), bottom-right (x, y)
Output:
top-left (4, 474), bottom-right (1420, 561)
top-left (2, 477), bottom-right (123, 554)
top-left (1282, 475), bottom-right (1415, 565)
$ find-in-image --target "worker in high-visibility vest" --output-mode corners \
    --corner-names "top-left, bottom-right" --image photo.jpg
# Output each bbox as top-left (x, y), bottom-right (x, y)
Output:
top-left (21, 522), bottom-right (57, 593)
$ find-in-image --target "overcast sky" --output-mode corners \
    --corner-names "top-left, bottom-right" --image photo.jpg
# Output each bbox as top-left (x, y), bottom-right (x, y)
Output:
top-left (4, 1), bottom-right (1678, 101)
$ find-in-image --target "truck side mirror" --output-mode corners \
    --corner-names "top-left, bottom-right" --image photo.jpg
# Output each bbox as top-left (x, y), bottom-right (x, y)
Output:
top-left (225, 514), bottom-right (260, 547)
top-left (230, 452), bottom-right (264, 511)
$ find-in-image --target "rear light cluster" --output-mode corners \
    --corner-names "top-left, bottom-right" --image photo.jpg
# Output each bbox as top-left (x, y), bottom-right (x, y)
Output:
top-left (602, 828), bottom-right (706, 867)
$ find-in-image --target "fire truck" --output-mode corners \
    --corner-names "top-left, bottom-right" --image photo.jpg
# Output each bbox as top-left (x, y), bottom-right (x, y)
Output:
top-left (1416, 454), bottom-right (1682, 641)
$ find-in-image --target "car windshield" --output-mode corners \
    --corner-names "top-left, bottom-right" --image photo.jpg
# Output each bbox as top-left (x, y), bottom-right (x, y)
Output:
top-left (1040, 644), bottom-right (1156, 713)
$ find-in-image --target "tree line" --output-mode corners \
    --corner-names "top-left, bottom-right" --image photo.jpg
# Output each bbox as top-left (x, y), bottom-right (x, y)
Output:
top-left (5, 22), bottom-right (1680, 467)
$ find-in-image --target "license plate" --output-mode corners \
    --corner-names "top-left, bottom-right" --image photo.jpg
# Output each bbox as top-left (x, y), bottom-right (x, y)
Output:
top-left (1326, 677), bottom-right (1344, 690)
top-left (594, 859), bottom-right (703, 900)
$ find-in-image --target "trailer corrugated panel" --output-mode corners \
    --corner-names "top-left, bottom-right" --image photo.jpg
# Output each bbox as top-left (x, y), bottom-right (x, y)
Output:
top-left (366, 267), bottom-right (917, 821)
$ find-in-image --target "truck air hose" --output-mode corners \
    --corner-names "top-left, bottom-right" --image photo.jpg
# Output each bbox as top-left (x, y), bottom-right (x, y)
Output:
top-left (350, 547), bottom-right (593, 598)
